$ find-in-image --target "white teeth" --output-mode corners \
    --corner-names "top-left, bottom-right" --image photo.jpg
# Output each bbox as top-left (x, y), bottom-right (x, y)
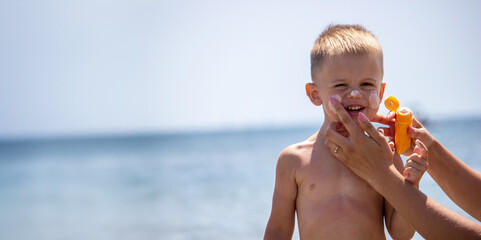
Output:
top-left (346, 106), bottom-right (363, 111)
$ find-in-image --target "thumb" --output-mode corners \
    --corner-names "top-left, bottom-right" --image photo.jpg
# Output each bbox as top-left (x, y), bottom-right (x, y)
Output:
top-left (408, 126), bottom-right (434, 148)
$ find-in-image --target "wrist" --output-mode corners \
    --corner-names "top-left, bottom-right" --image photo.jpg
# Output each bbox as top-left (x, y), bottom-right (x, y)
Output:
top-left (371, 163), bottom-right (407, 199)
top-left (367, 161), bottom-right (397, 191)
top-left (427, 137), bottom-right (442, 162)
top-left (427, 136), bottom-right (438, 151)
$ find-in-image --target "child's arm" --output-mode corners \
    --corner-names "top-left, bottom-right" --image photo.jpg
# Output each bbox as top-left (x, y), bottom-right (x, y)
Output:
top-left (264, 147), bottom-right (299, 240)
top-left (384, 151), bottom-right (416, 240)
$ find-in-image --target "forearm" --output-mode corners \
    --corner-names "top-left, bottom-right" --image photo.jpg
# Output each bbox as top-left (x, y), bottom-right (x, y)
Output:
top-left (264, 228), bottom-right (293, 240)
top-left (264, 198), bottom-right (296, 240)
top-left (386, 183), bottom-right (417, 240)
top-left (387, 208), bottom-right (415, 240)
top-left (370, 163), bottom-right (481, 240)
top-left (428, 139), bottom-right (481, 221)
top-left (386, 156), bottom-right (416, 240)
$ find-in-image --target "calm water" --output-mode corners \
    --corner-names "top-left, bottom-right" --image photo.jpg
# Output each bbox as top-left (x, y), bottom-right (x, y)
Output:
top-left (0, 118), bottom-right (480, 240)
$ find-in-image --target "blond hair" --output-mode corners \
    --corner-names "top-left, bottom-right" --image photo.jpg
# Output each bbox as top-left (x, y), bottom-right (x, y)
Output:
top-left (310, 24), bottom-right (383, 80)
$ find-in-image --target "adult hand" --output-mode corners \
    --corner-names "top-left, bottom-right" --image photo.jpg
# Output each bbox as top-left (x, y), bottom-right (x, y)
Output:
top-left (324, 96), bottom-right (395, 185)
top-left (325, 97), bottom-right (481, 240)
top-left (372, 111), bottom-right (395, 140)
top-left (407, 118), bottom-right (434, 149)
top-left (373, 111), bottom-right (434, 156)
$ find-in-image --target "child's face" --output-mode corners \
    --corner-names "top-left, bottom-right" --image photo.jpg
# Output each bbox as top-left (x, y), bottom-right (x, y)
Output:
top-left (307, 54), bottom-right (385, 123)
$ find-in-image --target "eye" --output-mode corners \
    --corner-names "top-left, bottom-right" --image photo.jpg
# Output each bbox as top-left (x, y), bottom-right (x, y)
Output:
top-left (361, 82), bottom-right (374, 87)
top-left (334, 83), bottom-right (347, 88)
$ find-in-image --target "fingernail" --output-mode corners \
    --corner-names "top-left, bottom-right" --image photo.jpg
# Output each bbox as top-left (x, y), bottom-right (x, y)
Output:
top-left (415, 139), bottom-right (423, 148)
top-left (387, 112), bottom-right (396, 122)
top-left (329, 95), bottom-right (339, 105)
top-left (328, 101), bottom-right (336, 112)
top-left (378, 128), bottom-right (384, 135)
top-left (358, 112), bottom-right (368, 122)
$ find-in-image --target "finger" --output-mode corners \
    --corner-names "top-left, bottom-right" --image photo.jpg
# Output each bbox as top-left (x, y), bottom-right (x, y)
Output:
top-left (325, 139), bottom-right (342, 154)
top-left (408, 127), bottom-right (432, 146)
top-left (377, 127), bottom-right (394, 138)
top-left (413, 145), bottom-right (421, 155)
top-left (415, 139), bottom-right (428, 160)
top-left (409, 157), bottom-right (429, 169)
top-left (325, 122), bottom-right (351, 149)
top-left (407, 126), bottom-right (427, 140)
top-left (378, 128), bottom-right (384, 136)
top-left (325, 139), bottom-right (348, 162)
top-left (378, 128), bottom-right (395, 143)
top-left (329, 96), bottom-right (364, 138)
top-left (407, 126), bottom-right (418, 138)
top-left (403, 168), bottom-right (413, 181)
top-left (405, 158), bottom-right (426, 172)
top-left (358, 112), bottom-right (390, 148)
top-left (412, 117), bottom-right (424, 128)
top-left (386, 111), bottom-right (396, 122)
top-left (407, 147), bottom-right (429, 169)
top-left (403, 168), bottom-right (422, 183)
top-left (325, 139), bottom-right (336, 151)
top-left (371, 113), bottom-right (391, 125)
top-left (388, 141), bottom-right (395, 152)
top-left (403, 170), bottom-right (412, 182)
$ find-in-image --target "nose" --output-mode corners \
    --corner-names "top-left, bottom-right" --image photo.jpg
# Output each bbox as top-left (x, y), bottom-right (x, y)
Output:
top-left (349, 89), bottom-right (362, 98)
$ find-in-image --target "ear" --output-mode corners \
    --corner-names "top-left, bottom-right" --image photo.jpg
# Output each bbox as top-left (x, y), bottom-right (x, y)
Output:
top-left (379, 82), bottom-right (386, 100)
top-left (306, 83), bottom-right (322, 106)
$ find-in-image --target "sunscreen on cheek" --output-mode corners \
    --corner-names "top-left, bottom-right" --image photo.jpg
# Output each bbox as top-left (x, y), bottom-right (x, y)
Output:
top-left (329, 94), bottom-right (342, 112)
top-left (369, 91), bottom-right (379, 109)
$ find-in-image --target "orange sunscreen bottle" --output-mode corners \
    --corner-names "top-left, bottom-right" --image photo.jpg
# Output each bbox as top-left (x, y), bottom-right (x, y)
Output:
top-left (384, 96), bottom-right (413, 155)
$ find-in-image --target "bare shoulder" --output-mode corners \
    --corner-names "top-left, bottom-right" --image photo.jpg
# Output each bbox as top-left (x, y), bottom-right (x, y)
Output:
top-left (277, 139), bottom-right (314, 170)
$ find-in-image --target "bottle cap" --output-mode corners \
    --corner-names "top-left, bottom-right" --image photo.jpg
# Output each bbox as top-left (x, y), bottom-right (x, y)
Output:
top-left (384, 96), bottom-right (399, 111)
top-left (396, 107), bottom-right (413, 123)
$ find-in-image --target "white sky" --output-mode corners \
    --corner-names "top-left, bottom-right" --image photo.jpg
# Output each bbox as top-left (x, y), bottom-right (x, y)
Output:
top-left (1, 0), bottom-right (480, 139)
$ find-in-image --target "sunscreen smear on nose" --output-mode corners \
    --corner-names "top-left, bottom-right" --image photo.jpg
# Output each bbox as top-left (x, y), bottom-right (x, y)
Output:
top-left (350, 90), bottom-right (360, 97)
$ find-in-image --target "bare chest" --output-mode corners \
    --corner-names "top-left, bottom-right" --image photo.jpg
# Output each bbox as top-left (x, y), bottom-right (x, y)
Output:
top-left (296, 149), bottom-right (382, 204)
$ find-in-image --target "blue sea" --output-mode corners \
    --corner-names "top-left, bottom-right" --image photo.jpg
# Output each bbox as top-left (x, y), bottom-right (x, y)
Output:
top-left (0, 118), bottom-right (480, 240)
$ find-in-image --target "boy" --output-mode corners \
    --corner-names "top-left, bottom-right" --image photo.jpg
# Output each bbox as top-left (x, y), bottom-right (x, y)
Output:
top-left (264, 24), bottom-right (427, 239)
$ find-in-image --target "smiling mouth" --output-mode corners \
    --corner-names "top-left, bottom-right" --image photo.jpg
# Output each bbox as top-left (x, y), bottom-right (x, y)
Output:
top-left (345, 105), bottom-right (365, 113)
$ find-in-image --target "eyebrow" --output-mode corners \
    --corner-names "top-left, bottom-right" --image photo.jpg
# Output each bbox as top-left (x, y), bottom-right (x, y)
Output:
top-left (331, 79), bottom-right (346, 83)
top-left (331, 77), bottom-right (379, 83)
top-left (361, 77), bottom-right (380, 82)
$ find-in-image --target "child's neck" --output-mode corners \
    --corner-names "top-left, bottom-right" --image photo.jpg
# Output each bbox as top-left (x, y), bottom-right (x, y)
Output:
top-left (319, 118), bottom-right (350, 139)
